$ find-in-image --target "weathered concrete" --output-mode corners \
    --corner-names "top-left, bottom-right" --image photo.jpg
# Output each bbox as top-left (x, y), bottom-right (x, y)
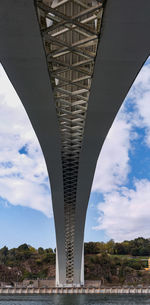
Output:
top-left (0, 287), bottom-right (150, 294)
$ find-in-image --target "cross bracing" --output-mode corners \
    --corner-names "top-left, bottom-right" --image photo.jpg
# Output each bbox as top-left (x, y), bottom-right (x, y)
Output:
top-left (36, 0), bottom-right (104, 284)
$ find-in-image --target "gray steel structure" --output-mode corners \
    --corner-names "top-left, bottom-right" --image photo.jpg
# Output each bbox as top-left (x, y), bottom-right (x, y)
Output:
top-left (0, 0), bottom-right (150, 286)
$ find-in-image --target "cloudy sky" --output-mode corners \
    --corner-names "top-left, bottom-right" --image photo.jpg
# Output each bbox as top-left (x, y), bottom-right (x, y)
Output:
top-left (0, 57), bottom-right (150, 249)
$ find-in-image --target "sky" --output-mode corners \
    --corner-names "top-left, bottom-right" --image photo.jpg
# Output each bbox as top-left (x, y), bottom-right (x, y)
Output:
top-left (0, 57), bottom-right (150, 249)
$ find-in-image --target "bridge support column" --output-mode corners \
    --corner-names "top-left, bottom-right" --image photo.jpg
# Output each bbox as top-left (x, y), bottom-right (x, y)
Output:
top-left (80, 244), bottom-right (84, 286)
top-left (56, 240), bottom-right (84, 287)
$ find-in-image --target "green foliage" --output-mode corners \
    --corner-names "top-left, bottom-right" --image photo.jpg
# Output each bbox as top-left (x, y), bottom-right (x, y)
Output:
top-left (28, 246), bottom-right (37, 253)
top-left (84, 237), bottom-right (150, 256)
top-left (0, 246), bottom-right (9, 263)
top-left (45, 248), bottom-right (53, 254)
top-left (38, 247), bottom-right (44, 255)
top-left (37, 268), bottom-right (49, 279)
top-left (42, 253), bottom-right (55, 264)
top-left (0, 238), bottom-right (150, 283)
top-left (0, 246), bottom-right (8, 256)
top-left (18, 244), bottom-right (29, 251)
top-left (84, 252), bottom-right (148, 283)
top-left (0, 243), bottom-right (56, 281)
top-left (84, 238), bottom-right (150, 284)
top-left (84, 242), bottom-right (100, 254)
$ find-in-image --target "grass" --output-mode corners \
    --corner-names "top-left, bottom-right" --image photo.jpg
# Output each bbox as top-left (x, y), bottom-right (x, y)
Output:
top-left (109, 254), bottom-right (149, 260)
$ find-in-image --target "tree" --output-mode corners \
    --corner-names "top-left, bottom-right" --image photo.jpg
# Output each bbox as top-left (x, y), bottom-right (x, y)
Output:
top-left (84, 242), bottom-right (100, 254)
top-left (18, 244), bottom-right (29, 251)
top-left (131, 247), bottom-right (140, 256)
top-left (0, 246), bottom-right (8, 257)
top-left (45, 248), bottom-right (53, 254)
top-left (38, 247), bottom-right (44, 255)
top-left (114, 243), bottom-right (126, 255)
top-left (0, 246), bottom-right (8, 264)
top-left (106, 239), bottom-right (115, 254)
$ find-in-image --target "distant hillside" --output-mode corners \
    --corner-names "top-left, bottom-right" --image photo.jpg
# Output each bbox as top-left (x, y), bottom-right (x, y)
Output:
top-left (84, 237), bottom-right (150, 285)
top-left (84, 237), bottom-right (150, 256)
top-left (0, 244), bottom-right (55, 282)
top-left (1, 238), bottom-right (150, 285)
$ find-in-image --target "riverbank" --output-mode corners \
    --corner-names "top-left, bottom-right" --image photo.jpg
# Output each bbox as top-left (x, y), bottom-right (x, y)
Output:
top-left (1, 287), bottom-right (150, 294)
top-left (1, 241), bottom-right (150, 287)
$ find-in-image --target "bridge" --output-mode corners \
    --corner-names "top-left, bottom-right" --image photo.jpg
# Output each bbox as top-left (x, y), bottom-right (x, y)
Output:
top-left (0, 0), bottom-right (150, 287)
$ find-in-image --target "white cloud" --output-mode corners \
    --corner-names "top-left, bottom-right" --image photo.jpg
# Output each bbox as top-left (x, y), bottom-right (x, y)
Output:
top-left (92, 112), bottom-right (131, 193)
top-left (130, 62), bottom-right (150, 146)
top-left (1, 56), bottom-right (150, 240)
top-left (92, 58), bottom-right (150, 241)
top-left (94, 179), bottom-right (150, 241)
top-left (92, 59), bottom-right (150, 195)
top-left (0, 64), bottom-right (52, 217)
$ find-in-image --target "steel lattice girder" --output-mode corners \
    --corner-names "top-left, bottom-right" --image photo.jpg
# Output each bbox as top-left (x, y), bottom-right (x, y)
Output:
top-left (36, 0), bottom-right (104, 284)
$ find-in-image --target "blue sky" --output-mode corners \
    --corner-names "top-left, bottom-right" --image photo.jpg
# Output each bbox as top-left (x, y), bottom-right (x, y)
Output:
top-left (0, 57), bottom-right (150, 249)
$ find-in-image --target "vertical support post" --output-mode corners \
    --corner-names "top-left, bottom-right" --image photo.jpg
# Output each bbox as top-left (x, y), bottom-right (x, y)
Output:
top-left (80, 243), bottom-right (84, 286)
top-left (56, 246), bottom-right (59, 287)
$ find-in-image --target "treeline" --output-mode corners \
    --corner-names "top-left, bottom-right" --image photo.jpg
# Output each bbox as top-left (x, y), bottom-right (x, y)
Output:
top-left (0, 244), bottom-right (56, 281)
top-left (0, 244), bottom-right (55, 270)
top-left (1, 237), bottom-right (150, 266)
top-left (0, 239), bottom-right (150, 284)
top-left (84, 237), bottom-right (150, 256)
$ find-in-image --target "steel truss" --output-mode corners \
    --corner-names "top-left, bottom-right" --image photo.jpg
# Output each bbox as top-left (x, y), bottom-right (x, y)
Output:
top-left (36, 0), bottom-right (104, 285)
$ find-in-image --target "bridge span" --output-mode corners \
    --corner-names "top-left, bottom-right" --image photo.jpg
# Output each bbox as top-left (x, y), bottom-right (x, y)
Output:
top-left (0, 0), bottom-right (150, 286)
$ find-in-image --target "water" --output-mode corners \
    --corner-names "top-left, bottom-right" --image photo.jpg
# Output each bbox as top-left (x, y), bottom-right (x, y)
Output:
top-left (0, 295), bottom-right (150, 305)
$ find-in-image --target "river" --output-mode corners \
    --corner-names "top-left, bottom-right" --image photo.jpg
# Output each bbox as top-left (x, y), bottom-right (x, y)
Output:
top-left (0, 295), bottom-right (150, 305)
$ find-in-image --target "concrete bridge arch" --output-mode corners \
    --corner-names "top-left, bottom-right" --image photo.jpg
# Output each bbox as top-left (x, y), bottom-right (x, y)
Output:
top-left (0, 0), bottom-right (150, 286)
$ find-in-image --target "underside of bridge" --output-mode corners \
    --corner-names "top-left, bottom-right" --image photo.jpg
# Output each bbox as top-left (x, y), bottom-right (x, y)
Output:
top-left (0, 0), bottom-right (150, 287)
top-left (35, 0), bottom-right (104, 286)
